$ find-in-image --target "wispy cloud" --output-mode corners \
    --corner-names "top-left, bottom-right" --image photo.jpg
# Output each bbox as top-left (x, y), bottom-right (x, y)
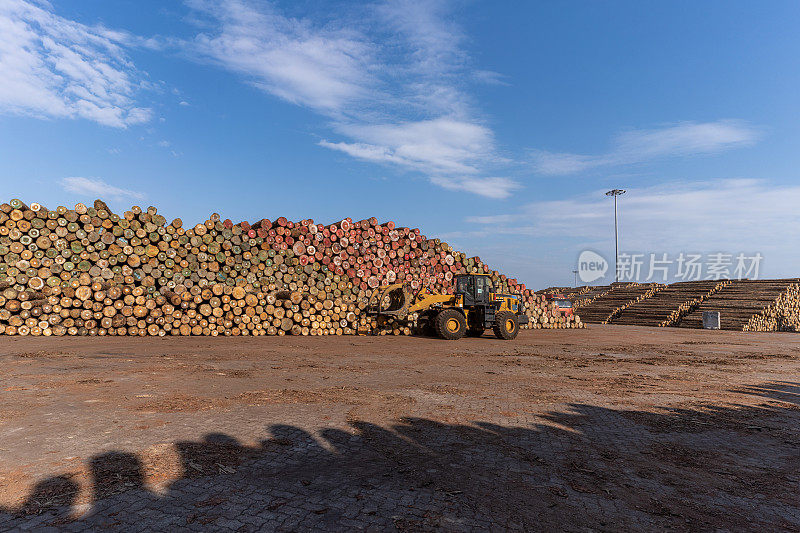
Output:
top-left (187, 0), bottom-right (375, 114)
top-left (532, 121), bottom-right (760, 175)
top-left (452, 178), bottom-right (800, 285)
top-left (0, 0), bottom-right (152, 127)
top-left (464, 214), bottom-right (516, 224)
top-left (430, 176), bottom-right (519, 199)
top-left (183, 0), bottom-right (515, 198)
top-left (60, 177), bottom-right (145, 200)
top-left (465, 178), bottom-right (800, 254)
top-left (376, 0), bottom-right (469, 115)
top-left (321, 118), bottom-right (496, 175)
top-left (472, 69), bottom-right (509, 86)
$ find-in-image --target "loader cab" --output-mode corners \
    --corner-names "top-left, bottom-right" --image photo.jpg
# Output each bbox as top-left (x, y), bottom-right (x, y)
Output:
top-left (455, 274), bottom-right (492, 306)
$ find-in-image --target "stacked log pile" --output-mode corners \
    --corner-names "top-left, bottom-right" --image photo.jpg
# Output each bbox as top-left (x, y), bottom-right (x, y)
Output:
top-left (569, 286), bottom-right (593, 299)
top-left (659, 280), bottom-right (732, 327)
top-left (574, 283), bottom-right (663, 324)
top-left (610, 280), bottom-right (730, 327)
top-left (537, 286), bottom-right (593, 302)
top-left (527, 293), bottom-right (583, 329)
top-left (744, 282), bottom-right (800, 332)
top-left (572, 285), bottom-right (612, 308)
top-left (603, 283), bottom-right (666, 324)
top-left (0, 198), bottom-right (579, 336)
top-left (678, 279), bottom-right (800, 331)
top-left (537, 286), bottom-right (570, 295)
top-left (537, 286), bottom-right (591, 298)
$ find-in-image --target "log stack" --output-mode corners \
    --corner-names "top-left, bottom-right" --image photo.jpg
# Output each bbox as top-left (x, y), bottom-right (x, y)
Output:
top-left (744, 282), bottom-right (800, 332)
top-left (572, 285), bottom-right (612, 309)
top-left (678, 279), bottom-right (800, 331)
top-left (569, 286), bottom-right (593, 299)
top-left (537, 286), bottom-right (593, 301)
top-left (537, 286), bottom-right (591, 297)
top-left (0, 198), bottom-right (580, 336)
top-left (603, 283), bottom-right (666, 324)
top-left (610, 280), bottom-right (730, 327)
top-left (526, 293), bottom-right (583, 329)
top-left (573, 283), bottom-right (664, 324)
top-left (537, 286), bottom-right (570, 295)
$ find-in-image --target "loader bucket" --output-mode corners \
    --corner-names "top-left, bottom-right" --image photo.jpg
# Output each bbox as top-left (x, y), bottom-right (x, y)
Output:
top-left (367, 284), bottom-right (412, 319)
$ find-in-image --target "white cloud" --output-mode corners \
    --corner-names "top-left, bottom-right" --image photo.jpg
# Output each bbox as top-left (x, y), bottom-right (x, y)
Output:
top-left (376, 0), bottom-right (470, 115)
top-left (456, 178), bottom-right (800, 285)
top-left (431, 177), bottom-right (519, 199)
top-left (157, 140), bottom-right (171, 147)
top-left (184, 0), bottom-right (510, 198)
top-left (464, 214), bottom-right (516, 224)
top-left (467, 178), bottom-right (800, 255)
top-left (179, 100), bottom-right (190, 106)
top-left (532, 121), bottom-right (760, 175)
top-left (322, 117), bottom-right (496, 175)
top-left (0, 0), bottom-right (152, 127)
top-left (187, 0), bottom-right (375, 114)
top-left (60, 177), bottom-right (145, 200)
top-left (472, 69), bottom-right (509, 86)
top-left (531, 152), bottom-right (598, 176)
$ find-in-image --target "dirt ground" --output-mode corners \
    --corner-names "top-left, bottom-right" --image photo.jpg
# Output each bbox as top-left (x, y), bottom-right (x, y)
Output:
top-left (1, 325), bottom-right (799, 531)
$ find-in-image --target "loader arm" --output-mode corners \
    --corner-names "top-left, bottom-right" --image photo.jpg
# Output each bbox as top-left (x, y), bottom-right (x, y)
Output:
top-left (408, 288), bottom-right (458, 314)
top-left (368, 284), bottom-right (457, 319)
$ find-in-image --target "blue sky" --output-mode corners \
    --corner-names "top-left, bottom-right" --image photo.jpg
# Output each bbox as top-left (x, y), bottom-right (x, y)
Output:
top-left (1, 0), bottom-right (799, 288)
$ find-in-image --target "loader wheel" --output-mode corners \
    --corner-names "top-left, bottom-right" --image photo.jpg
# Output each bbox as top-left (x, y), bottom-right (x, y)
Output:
top-left (435, 309), bottom-right (466, 340)
top-left (493, 312), bottom-right (519, 340)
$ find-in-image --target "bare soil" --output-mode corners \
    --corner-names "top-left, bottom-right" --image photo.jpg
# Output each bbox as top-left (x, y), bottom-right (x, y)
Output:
top-left (1, 325), bottom-right (799, 531)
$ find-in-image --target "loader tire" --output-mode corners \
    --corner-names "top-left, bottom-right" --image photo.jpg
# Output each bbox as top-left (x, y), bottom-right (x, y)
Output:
top-left (435, 309), bottom-right (466, 340)
top-left (493, 311), bottom-right (519, 340)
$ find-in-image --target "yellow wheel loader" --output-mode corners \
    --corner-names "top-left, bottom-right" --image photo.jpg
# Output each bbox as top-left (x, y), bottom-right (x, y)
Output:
top-left (367, 273), bottom-right (529, 340)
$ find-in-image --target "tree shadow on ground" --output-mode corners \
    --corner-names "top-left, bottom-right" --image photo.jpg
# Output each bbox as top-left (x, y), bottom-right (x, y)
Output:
top-left (1, 398), bottom-right (799, 532)
top-left (731, 381), bottom-right (800, 407)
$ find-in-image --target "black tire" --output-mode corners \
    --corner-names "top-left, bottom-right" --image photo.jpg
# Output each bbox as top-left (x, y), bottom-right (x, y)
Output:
top-left (493, 311), bottom-right (519, 340)
top-left (466, 327), bottom-right (484, 337)
top-left (434, 309), bottom-right (467, 340)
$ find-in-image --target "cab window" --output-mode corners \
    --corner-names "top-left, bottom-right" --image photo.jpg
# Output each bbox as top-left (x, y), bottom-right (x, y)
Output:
top-left (475, 276), bottom-right (485, 295)
top-left (456, 277), bottom-right (469, 294)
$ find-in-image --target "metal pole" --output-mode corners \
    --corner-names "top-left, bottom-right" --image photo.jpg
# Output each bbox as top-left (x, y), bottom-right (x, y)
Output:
top-left (614, 194), bottom-right (619, 282)
top-left (605, 189), bottom-right (625, 283)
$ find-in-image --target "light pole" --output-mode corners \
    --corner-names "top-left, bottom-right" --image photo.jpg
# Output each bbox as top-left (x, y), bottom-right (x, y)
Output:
top-left (572, 269), bottom-right (578, 287)
top-left (605, 189), bottom-right (626, 282)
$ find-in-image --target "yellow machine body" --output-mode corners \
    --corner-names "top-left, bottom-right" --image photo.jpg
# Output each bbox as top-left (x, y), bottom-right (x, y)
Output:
top-left (367, 273), bottom-right (528, 340)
